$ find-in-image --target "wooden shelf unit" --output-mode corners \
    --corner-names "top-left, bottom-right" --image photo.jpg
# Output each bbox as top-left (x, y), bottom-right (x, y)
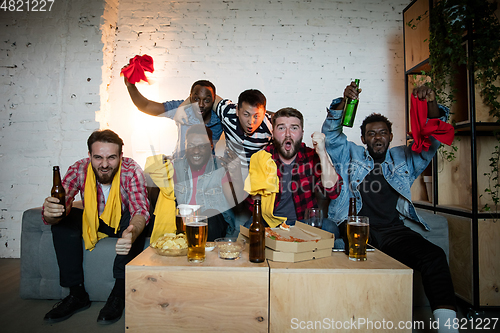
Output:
top-left (403, 0), bottom-right (500, 309)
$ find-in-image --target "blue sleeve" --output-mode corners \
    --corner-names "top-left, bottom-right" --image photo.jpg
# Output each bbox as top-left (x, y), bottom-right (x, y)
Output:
top-left (162, 100), bottom-right (184, 119)
top-left (404, 137), bottom-right (441, 181)
top-left (329, 97), bottom-right (343, 111)
top-left (322, 98), bottom-right (350, 167)
top-left (437, 104), bottom-right (449, 123)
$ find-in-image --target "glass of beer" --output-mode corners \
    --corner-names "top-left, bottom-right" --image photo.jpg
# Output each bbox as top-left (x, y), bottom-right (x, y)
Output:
top-left (304, 207), bottom-right (323, 228)
top-left (347, 216), bottom-right (369, 261)
top-left (185, 215), bottom-right (208, 263)
top-left (175, 207), bottom-right (193, 234)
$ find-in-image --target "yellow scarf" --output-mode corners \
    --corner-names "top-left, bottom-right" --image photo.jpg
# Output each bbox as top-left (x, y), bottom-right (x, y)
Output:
top-left (82, 162), bottom-right (122, 251)
top-left (144, 155), bottom-right (176, 243)
top-left (244, 150), bottom-right (286, 228)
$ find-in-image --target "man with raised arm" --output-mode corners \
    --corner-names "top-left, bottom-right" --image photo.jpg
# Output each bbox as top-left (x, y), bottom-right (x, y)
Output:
top-left (124, 77), bottom-right (222, 157)
top-left (323, 82), bottom-right (458, 333)
top-left (175, 89), bottom-right (273, 166)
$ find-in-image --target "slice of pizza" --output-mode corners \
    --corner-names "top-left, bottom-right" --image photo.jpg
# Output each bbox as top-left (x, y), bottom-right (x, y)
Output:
top-left (279, 221), bottom-right (290, 231)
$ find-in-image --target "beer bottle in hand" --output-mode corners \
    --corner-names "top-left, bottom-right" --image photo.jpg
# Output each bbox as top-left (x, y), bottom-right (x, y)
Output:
top-left (341, 79), bottom-right (360, 127)
top-left (249, 198), bottom-right (265, 263)
top-left (51, 166), bottom-right (66, 217)
top-left (343, 197), bottom-right (357, 255)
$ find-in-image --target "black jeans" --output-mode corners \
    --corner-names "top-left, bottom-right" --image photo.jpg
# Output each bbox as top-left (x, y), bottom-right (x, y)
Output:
top-left (51, 208), bottom-right (145, 288)
top-left (369, 224), bottom-right (456, 311)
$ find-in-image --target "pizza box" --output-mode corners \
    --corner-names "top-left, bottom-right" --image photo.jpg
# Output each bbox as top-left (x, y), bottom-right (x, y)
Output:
top-left (264, 247), bottom-right (332, 263)
top-left (240, 221), bottom-right (334, 253)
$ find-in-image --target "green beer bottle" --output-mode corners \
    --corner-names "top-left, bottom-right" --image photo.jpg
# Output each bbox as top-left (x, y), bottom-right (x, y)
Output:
top-left (341, 79), bottom-right (360, 127)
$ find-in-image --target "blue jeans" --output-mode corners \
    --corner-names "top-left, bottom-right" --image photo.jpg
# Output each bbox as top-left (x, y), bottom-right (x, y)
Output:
top-left (243, 217), bottom-right (344, 249)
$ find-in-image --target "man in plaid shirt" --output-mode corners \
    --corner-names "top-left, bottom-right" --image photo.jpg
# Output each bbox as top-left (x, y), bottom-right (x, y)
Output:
top-left (245, 108), bottom-right (343, 244)
top-left (42, 129), bottom-right (149, 325)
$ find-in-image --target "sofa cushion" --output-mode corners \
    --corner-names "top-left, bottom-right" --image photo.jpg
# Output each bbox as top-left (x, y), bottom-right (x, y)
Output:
top-left (20, 207), bottom-right (149, 301)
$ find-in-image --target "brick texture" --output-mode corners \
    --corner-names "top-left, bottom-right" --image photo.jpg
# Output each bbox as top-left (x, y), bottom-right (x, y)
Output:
top-left (1, 0), bottom-right (409, 258)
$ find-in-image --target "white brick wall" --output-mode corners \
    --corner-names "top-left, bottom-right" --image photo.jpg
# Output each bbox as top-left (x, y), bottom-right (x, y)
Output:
top-left (110, 0), bottom-right (409, 162)
top-left (0, 0), bottom-right (410, 258)
top-left (0, 0), bottom-right (105, 258)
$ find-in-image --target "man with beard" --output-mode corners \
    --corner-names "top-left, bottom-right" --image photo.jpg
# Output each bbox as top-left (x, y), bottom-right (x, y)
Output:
top-left (322, 82), bottom-right (458, 333)
top-left (124, 77), bottom-right (222, 157)
top-left (244, 108), bottom-right (342, 243)
top-left (42, 129), bottom-right (149, 325)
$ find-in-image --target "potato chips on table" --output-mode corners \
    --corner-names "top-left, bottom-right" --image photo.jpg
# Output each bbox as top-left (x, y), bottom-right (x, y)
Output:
top-left (151, 233), bottom-right (188, 256)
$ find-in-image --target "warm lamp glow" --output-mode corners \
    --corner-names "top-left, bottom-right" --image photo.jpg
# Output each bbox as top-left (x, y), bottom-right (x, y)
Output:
top-left (129, 80), bottom-right (178, 168)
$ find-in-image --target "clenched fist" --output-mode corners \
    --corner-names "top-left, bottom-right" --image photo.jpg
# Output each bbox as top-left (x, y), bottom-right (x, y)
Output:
top-left (311, 132), bottom-right (326, 155)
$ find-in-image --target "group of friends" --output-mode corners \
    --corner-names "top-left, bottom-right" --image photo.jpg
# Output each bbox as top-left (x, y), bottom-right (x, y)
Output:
top-left (40, 75), bottom-right (459, 332)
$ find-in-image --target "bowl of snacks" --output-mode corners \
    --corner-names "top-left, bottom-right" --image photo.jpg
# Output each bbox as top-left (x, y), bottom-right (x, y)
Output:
top-left (150, 233), bottom-right (188, 256)
top-left (205, 242), bottom-right (215, 252)
top-left (214, 237), bottom-right (246, 260)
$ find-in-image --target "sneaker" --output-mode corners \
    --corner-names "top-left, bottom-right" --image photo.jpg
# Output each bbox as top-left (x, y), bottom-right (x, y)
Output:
top-left (44, 294), bottom-right (91, 323)
top-left (97, 295), bottom-right (125, 325)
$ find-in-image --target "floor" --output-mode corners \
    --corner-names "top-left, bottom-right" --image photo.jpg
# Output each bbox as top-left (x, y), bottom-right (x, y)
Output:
top-left (1, 258), bottom-right (499, 333)
top-left (0, 259), bottom-right (124, 333)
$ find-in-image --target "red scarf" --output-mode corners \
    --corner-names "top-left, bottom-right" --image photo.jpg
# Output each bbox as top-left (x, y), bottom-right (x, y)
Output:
top-left (410, 95), bottom-right (454, 153)
top-left (121, 55), bottom-right (154, 84)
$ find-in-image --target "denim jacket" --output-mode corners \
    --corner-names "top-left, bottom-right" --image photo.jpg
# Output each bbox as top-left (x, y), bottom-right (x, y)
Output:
top-left (173, 156), bottom-right (234, 233)
top-left (173, 156), bottom-right (230, 213)
top-left (163, 100), bottom-right (223, 158)
top-left (322, 98), bottom-right (448, 230)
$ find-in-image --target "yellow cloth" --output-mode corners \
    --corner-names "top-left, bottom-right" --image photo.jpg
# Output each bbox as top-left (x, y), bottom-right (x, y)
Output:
top-left (82, 162), bottom-right (122, 251)
top-left (244, 150), bottom-right (286, 228)
top-left (144, 155), bottom-right (176, 243)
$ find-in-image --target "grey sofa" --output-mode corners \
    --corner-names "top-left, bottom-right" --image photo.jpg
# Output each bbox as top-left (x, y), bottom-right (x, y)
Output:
top-left (20, 207), bottom-right (150, 301)
top-left (20, 201), bottom-right (448, 306)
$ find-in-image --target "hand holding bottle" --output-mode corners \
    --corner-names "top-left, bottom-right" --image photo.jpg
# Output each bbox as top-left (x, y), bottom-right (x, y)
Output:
top-left (43, 196), bottom-right (66, 219)
top-left (341, 79), bottom-right (361, 127)
top-left (344, 81), bottom-right (361, 100)
top-left (336, 81), bottom-right (362, 110)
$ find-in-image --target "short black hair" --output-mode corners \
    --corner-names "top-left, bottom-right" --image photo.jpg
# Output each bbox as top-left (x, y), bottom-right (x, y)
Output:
top-left (237, 89), bottom-right (266, 109)
top-left (272, 107), bottom-right (304, 129)
top-left (186, 124), bottom-right (214, 147)
top-left (360, 113), bottom-right (393, 137)
top-left (191, 80), bottom-right (216, 98)
top-left (87, 129), bottom-right (124, 155)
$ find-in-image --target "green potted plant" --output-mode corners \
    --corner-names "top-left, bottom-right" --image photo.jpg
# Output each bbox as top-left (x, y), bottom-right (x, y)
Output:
top-left (426, 0), bottom-right (500, 212)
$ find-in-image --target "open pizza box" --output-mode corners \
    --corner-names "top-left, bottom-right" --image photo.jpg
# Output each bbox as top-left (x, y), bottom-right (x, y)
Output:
top-left (239, 221), bottom-right (334, 262)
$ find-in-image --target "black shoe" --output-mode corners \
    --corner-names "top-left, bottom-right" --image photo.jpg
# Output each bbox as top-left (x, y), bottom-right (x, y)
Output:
top-left (97, 295), bottom-right (125, 325)
top-left (44, 294), bottom-right (91, 323)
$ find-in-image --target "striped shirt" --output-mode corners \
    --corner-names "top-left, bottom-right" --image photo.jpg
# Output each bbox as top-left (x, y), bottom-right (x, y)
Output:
top-left (215, 99), bottom-right (273, 165)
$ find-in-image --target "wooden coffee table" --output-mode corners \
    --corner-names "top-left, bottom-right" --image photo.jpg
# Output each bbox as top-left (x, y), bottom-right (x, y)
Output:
top-left (125, 246), bottom-right (268, 332)
top-left (268, 250), bottom-right (413, 332)
top-left (126, 247), bottom-right (412, 332)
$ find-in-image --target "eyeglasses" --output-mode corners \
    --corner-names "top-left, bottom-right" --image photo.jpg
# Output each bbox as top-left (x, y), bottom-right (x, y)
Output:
top-left (186, 143), bottom-right (211, 151)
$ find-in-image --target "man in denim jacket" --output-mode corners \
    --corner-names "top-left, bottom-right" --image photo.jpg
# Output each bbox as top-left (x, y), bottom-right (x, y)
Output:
top-left (145, 125), bottom-right (245, 239)
top-left (322, 82), bottom-right (458, 333)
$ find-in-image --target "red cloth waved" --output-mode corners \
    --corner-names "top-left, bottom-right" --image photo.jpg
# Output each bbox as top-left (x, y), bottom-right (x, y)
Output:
top-left (410, 94), bottom-right (454, 153)
top-left (121, 55), bottom-right (154, 84)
